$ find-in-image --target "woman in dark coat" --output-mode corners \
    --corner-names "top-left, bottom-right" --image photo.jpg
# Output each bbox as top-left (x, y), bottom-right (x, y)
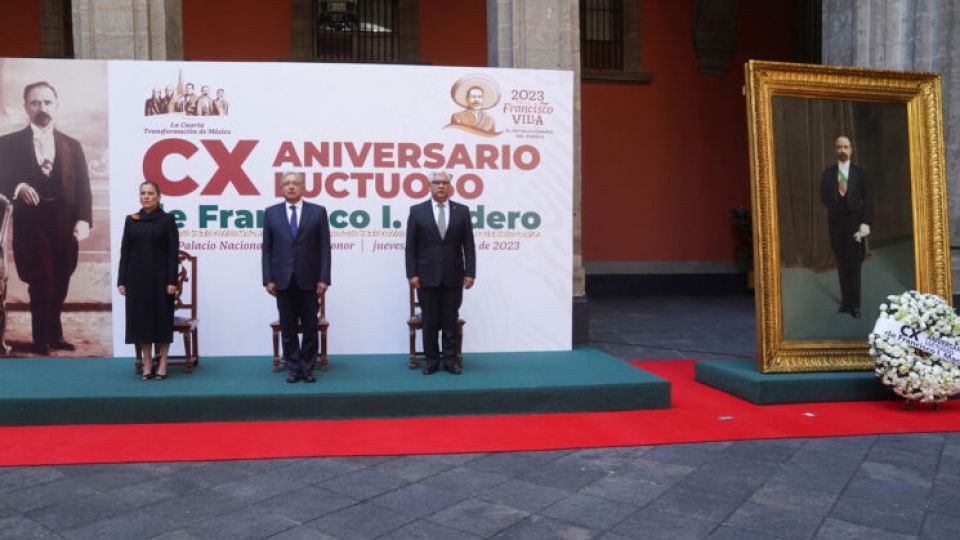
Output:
top-left (117, 181), bottom-right (179, 380)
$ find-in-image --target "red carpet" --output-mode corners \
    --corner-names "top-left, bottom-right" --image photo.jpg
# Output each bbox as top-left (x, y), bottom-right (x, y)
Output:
top-left (2, 360), bottom-right (958, 466)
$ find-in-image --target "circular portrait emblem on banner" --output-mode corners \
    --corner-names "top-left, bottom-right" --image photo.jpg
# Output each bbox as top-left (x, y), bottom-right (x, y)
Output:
top-left (445, 74), bottom-right (502, 137)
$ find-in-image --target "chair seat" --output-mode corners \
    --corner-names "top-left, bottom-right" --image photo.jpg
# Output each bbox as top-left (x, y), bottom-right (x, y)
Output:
top-left (174, 317), bottom-right (198, 330)
top-left (270, 319), bottom-right (328, 329)
top-left (407, 315), bottom-right (465, 327)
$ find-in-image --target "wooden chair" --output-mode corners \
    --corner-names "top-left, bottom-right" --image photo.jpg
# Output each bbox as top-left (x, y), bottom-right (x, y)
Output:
top-left (407, 284), bottom-right (464, 369)
top-left (0, 195), bottom-right (12, 355)
top-left (271, 290), bottom-right (328, 372)
top-left (135, 250), bottom-right (199, 374)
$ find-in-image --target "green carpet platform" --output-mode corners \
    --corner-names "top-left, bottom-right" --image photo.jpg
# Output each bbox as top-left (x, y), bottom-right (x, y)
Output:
top-left (0, 347), bottom-right (669, 426)
top-left (694, 359), bottom-right (893, 404)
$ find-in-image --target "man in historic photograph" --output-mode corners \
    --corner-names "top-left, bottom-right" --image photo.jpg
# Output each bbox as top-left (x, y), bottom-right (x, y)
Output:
top-left (0, 81), bottom-right (92, 354)
top-left (213, 88), bottom-right (229, 116)
top-left (820, 135), bottom-right (872, 319)
top-left (144, 87), bottom-right (161, 116)
top-left (174, 82), bottom-right (197, 115)
top-left (405, 171), bottom-right (476, 375)
top-left (262, 172), bottom-right (331, 383)
top-left (196, 85), bottom-right (215, 116)
top-left (160, 85), bottom-right (175, 114)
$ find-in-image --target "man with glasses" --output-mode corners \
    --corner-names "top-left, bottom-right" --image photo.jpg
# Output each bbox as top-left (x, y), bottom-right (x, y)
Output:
top-left (405, 171), bottom-right (476, 375)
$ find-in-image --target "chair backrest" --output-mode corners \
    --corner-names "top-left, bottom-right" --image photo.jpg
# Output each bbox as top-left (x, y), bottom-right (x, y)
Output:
top-left (175, 250), bottom-right (198, 319)
top-left (409, 283), bottom-right (420, 318)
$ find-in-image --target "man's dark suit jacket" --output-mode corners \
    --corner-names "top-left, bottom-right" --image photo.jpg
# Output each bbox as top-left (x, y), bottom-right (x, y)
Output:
top-left (405, 199), bottom-right (476, 286)
top-left (261, 201), bottom-right (331, 290)
top-left (820, 163), bottom-right (872, 246)
top-left (0, 126), bottom-right (92, 221)
top-left (0, 125), bottom-right (92, 283)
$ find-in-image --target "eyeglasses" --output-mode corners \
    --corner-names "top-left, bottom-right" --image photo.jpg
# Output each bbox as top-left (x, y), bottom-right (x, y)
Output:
top-left (430, 181), bottom-right (451, 185)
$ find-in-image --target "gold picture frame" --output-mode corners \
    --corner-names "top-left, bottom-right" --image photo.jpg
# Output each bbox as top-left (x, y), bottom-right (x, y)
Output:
top-left (745, 60), bottom-right (951, 373)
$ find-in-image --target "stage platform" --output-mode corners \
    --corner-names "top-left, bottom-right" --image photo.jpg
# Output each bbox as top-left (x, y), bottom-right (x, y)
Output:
top-left (694, 359), bottom-right (893, 404)
top-left (0, 347), bottom-right (670, 426)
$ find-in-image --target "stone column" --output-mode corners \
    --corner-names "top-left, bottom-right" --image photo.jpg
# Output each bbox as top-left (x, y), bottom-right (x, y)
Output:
top-left (823, 0), bottom-right (960, 288)
top-left (487, 0), bottom-right (587, 342)
top-left (72, 0), bottom-right (182, 60)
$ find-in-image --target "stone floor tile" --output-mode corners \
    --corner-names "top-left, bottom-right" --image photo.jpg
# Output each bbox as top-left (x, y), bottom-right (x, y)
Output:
top-left (813, 518), bottom-right (916, 540)
top-left (2, 478), bottom-right (99, 513)
top-left (0, 467), bottom-right (65, 494)
top-left (60, 514), bottom-right (172, 540)
top-left (140, 488), bottom-right (248, 529)
top-left (463, 452), bottom-right (559, 476)
top-left (0, 516), bottom-right (61, 539)
top-left (541, 492), bottom-right (637, 531)
top-left (184, 505), bottom-right (299, 540)
top-left (67, 466), bottom-right (158, 492)
top-left (641, 442), bottom-right (732, 467)
top-left (612, 506), bottom-right (718, 540)
top-left (920, 511), bottom-right (960, 539)
top-left (749, 483), bottom-right (837, 515)
top-left (618, 457), bottom-right (695, 486)
top-left (643, 485), bottom-right (745, 523)
top-left (421, 466), bottom-right (511, 496)
top-left (306, 501), bottom-right (413, 540)
top-left (580, 474), bottom-right (669, 507)
top-left (722, 439), bottom-right (803, 464)
top-left (379, 518), bottom-right (483, 540)
top-left (319, 467), bottom-right (408, 500)
top-left (210, 465), bottom-right (317, 504)
top-left (428, 497), bottom-right (529, 537)
top-left (266, 526), bottom-right (340, 540)
top-left (168, 459), bottom-right (284, 489)
top-left (829, 494), bottom-right (925, 536)
top-left (724, 501), bottom-right (824, 540)
top-left (494, 515), bottom-right (599, 540)
top-left (106, 476), bottom-right (201, 509)
top-left (708, 525), bottom-right (783, 540)
top-left (372, 456), bottom-right (449, 482)
top-left (368, 482), bottom-right (465, 519)
top-left (520, 458), bottom-right (609, 491)
top-left (258, 485), bottom-right (357, 523)
top-left (476, 478), bottom-right (570, 513)
top-left (858, 460), bottom-right (935, 489)
top-left (26, 492), bottom-right (135, 532)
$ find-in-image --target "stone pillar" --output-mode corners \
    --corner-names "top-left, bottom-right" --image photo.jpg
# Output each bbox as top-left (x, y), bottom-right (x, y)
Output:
top-left (487, 0), bottom-right (587, 342)
top-left (823, 0), bottom-right (960, 289)
top-left (72, 0), bottom-right (182, 60)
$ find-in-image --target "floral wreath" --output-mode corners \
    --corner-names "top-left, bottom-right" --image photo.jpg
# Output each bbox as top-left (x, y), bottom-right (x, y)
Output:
top-left (868, 290), bottom-right (960, 404)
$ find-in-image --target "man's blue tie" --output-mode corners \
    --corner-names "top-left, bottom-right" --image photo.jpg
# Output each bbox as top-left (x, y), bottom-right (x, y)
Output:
top-left (289, 205), bottom-right (298, 237)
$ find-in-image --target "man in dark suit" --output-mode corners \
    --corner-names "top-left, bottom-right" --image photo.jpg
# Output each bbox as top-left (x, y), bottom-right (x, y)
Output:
top-left (262, 172), bottom-right (331, 383)
top-left (820, 135), bottom-right (872, 319)
top-left (405, 171), bottom-right (476, 375)
top-left (0, 81), bottom-right (92, 354)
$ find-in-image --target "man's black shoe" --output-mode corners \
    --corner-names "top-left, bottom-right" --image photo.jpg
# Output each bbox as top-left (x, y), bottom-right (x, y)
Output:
top-left (286, 373), bottom-right (301, 383)
top-left (422, 360), bottom-right (440, 375)
top-left (850, 307), bottom-right (861, 319)
top-left (838, 306), bottom-right (848, 313)
top-left (33, 344), bottom-right (51, 355)
top-left (303, 373), bottom-right (317, 383)
top-left (444, 363), bottom-right (462, 375)
top-left (50, 341), bottom-right (76, 351)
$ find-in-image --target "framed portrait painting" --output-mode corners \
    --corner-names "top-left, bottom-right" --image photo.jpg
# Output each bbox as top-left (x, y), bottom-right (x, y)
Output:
top-left (745, 60), bottom-right (951, 373)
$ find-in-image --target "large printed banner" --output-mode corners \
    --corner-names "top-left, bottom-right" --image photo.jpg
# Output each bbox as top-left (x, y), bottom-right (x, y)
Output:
top-left (0, 58), bottom-right (572, 357)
